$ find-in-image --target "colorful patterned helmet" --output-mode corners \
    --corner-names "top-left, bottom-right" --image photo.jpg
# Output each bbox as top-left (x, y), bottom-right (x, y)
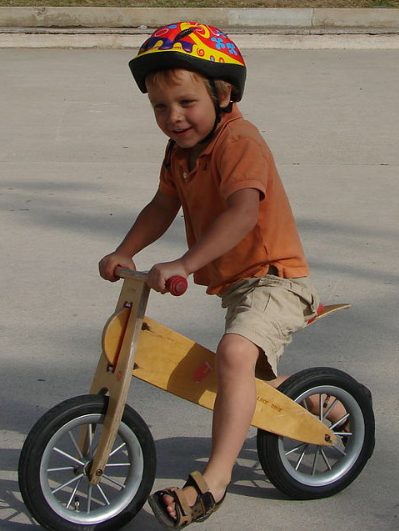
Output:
top-left (129, 22), bottom-right (246, 101)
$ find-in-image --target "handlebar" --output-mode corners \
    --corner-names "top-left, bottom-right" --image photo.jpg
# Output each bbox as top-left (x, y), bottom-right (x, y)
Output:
top-left (115, 267), bottom-right (188, 296)
top-left (165, 276), bottom-right (188, 296)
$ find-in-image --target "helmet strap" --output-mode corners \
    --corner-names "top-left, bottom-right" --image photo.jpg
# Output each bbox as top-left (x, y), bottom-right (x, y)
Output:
top-left (199, 79), bottom-right (232, 144)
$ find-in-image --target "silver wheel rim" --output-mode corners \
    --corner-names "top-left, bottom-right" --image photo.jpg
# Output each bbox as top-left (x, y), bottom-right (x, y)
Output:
top-left (39, 412), bottom-right (144, 525)
top-left (277, 385), bottom-right (365, 487)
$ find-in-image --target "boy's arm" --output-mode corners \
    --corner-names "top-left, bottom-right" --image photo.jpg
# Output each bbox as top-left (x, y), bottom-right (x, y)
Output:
top-left (99, 190), bottom-right (181, 281)
top-left (147, 188), bottom-right (260, 291)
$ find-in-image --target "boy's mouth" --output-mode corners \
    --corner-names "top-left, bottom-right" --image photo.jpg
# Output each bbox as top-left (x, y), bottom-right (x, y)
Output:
top-left (173, 127), bottom-right (192, 136)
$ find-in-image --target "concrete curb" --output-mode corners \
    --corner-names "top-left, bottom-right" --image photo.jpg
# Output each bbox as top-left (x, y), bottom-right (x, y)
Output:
top-left (2, 32), bottom-right (399, 50)
top-left (1, 7), bottom-right (399, 31)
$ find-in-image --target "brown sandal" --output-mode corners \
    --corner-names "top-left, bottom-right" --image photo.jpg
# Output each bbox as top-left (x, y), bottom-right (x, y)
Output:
top-left (148, 471), bottom-right (226, 530)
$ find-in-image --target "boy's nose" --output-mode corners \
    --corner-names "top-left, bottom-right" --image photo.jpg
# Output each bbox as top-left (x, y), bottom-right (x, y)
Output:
top-left (167, 106), bottom-right (183, 125)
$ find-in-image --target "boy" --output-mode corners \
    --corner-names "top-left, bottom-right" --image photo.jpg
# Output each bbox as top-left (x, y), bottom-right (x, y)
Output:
top-left (99, 22), bottom-right (320, 529)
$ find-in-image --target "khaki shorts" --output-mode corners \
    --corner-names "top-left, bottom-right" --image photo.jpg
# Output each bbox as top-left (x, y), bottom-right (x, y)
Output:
top-left (219, 274), bottom-right (320, 378)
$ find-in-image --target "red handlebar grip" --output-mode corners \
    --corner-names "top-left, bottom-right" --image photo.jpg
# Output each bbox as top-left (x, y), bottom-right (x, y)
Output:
top-left (166, 276), bottom-right (188, 296)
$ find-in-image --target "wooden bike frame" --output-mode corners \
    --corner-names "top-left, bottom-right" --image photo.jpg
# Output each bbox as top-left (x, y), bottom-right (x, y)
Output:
top-left (87, 268), bottom-right (349, 484)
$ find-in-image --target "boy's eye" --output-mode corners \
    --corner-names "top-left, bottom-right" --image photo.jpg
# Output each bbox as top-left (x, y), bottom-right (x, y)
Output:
top-left (181, 99), bottom-right (195, 106)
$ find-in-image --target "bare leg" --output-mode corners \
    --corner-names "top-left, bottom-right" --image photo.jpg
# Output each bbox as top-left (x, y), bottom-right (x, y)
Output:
top-left (203, 334), bottom-right (260, 494)
top-left (163, 333), bottom-right (260, 519)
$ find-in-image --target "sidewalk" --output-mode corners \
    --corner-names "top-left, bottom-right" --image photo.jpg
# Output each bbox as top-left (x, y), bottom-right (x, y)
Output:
top-left (1, 45), bottom-right (398, 530)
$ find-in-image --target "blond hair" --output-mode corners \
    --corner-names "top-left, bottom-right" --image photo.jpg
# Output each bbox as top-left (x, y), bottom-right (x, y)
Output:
top-left (145, 68), bottom-right (233, 106)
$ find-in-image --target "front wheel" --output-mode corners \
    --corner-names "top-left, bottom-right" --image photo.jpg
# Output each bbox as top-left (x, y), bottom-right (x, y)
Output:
top-left (19, 394), bottom-right (156, 530)
top-left (257, 368), bottom-right (375, 500)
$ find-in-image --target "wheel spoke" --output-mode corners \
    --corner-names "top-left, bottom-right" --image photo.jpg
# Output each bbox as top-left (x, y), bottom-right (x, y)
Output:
top-left (324, 396), bottom-right (339, 419)
top-left (48, 466), bottom-right (76, 472)
top-left (96, 483), bottom-right (111, 506)
top-left (66, 478), bottom-right (83, 509)
top-left (335, 429), bottom-right (352, 439)
top-left (299, 398), bottom-right (309, 410)
top-left (51, 473), bottom-right (84, 494)
top-left (295, 445), bottom-right (309, 470)
top-left (109, 441), bottom-right (127, 457)
top-left (87, 483), bottom-right (93, 514)
top-left (88, 424), bottom-right (95, 458)
top-left (101, 473), bottom-right (126, 489)
top-left (53, 447), bottom-right (84, 467)
top-left (320, 448), bottom-right (333, 471)
top-left (311, 447), bottom-right (320, 476)
top-left (332, 444), bottom-right (347, 456)
top-left (330, 412), bottom-right (350, 431)
top-left (68, 429), bottom-right (84, 460)
top-left (318, 394), bottom-right (324, 421)
top-left (285, 442), bottom-right (307, 457)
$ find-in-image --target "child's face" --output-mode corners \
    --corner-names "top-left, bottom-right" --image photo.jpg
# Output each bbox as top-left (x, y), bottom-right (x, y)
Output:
top-left (147, 69), bottom-right (219, 149)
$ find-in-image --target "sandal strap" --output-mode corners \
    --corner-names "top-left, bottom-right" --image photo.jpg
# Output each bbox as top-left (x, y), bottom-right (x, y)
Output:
top-left (168, 487), bottom-right (193, 527)
top-left (185, 471), bottom-right (210, 495)
top-left (183, 471), bottom-right (216, 518)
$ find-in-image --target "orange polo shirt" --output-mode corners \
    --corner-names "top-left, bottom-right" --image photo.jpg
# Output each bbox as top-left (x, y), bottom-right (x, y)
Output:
top-left (159, 104), bottom-right (309, 294)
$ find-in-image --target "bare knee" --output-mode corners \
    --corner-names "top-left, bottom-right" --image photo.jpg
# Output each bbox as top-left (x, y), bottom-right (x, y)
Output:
top-left (216, 334), bottom-right (259, 376)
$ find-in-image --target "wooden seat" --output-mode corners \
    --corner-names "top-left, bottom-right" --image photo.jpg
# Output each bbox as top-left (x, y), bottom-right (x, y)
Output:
top-left (307, 303), bottom-right (351, 325)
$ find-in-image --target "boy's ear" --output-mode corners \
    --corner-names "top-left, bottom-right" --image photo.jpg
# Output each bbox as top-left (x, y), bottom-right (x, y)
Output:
top-left (219, 84), bottom-right (231, 109)
top-left (218, 86), bottom-right (232, 108)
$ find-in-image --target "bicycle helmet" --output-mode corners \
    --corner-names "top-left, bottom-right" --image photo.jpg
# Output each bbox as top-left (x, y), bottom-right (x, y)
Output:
top-left (129, 21), bottom-right (246, 102)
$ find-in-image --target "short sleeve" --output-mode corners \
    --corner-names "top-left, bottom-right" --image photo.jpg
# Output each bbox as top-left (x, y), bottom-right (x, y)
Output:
top-left (216, 135), bottom-right (270, 201)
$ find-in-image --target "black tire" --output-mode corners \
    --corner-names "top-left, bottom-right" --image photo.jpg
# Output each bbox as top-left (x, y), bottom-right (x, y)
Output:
top-left (257, 367), bottom-right (375, 500)
top-left (19, 394), bottom-right (156, 530)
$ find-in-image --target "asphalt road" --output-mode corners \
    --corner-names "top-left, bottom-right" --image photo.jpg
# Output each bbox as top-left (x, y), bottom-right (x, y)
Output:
top-left (1, 45), bottom-right (398, 530)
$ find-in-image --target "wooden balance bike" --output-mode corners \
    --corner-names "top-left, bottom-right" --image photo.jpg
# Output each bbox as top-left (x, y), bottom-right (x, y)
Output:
top-left (18, 268), bottom-right (375, 531)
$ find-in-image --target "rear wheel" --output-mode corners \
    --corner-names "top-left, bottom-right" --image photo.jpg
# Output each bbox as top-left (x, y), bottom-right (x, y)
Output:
top-left (257, 368), bottom-right (375, 499)
top-left (19, 394), bottom-right (156, 530)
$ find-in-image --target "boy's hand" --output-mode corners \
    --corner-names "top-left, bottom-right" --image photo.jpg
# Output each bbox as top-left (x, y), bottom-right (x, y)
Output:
top-left (147, 260), bottom-right (188, 294)
top-left (99, 253), bottom-right (135, 282)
